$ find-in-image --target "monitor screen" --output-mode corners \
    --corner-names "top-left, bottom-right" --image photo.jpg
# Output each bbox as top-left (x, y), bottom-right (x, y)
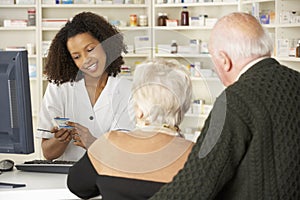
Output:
top-left (0, 50), bottom-right (34, 154)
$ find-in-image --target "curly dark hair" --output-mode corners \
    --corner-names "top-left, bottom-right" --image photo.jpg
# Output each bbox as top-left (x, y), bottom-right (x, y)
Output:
top-left (44, 11), bottom-right (127, 85)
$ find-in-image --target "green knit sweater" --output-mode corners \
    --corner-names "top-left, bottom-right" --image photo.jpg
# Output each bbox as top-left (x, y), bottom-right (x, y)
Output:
top-left (150, 58), bottom-right (300, 200)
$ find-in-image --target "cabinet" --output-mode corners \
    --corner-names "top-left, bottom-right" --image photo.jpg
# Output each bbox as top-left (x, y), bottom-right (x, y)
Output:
top-left (152, 2), bottom-right (238, 136)
top-left (240, 0), bottom-right (300, 71)
top-left (0, 3), bottom-right (42, 160)
top-left (0, 0), bottom-right (299, 154)
top-left (39, 2), bottom-right (152, 103)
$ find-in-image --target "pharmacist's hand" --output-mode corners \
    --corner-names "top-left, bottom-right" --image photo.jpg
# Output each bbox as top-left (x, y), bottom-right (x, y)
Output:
top-left (67, 121), bottom-right (97, 149)
top-left (51, 126), bottom-right (72, 143)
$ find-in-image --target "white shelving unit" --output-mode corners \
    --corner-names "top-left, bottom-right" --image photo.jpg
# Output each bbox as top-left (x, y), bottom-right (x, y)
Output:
top-left (240, 0), bottom-right (300, 71)
top-left (152, 1), bottom-right (238, 134)
top-left (39, 0), bottom-right (152, 94)
top-left (0, 0), bottom-right (299, 152)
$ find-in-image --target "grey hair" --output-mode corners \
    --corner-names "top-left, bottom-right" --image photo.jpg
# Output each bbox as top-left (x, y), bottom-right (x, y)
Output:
top-left (210, 12), bottom-right (273, 61)
top-left (132, 59), bottom-right (192, 127)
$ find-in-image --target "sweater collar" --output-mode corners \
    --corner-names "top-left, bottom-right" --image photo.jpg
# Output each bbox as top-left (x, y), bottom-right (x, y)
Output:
top-left (235, 56), bottom-right (269, 82)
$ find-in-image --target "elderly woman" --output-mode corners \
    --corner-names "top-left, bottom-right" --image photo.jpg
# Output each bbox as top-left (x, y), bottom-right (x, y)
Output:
top-left (67, 59), bottom-right (194, 199)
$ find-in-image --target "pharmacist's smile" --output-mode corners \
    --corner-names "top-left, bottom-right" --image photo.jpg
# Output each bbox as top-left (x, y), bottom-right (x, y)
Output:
top-left (85, 63), bottom-right (97, 72)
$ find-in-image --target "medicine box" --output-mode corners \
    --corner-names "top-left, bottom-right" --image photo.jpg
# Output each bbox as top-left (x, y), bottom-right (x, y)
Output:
top-left (0, 0), bottom-right (14, 4)
top-left (16, 0), bottom-right (35, 4)
top-left (277, 39), bottom-right (289, 57)
top-left (74, 0), bottom-right (95, 3)
top-left (42, 18), bottom-right (68, 27)
top-left (157, 44), bottom-right (171, 54)
top-left (42, 0), bottom-right (56, 4)
top-left (134, 36), bottom-right (150, 54)
top-left (62, 0), bottom-right (73, 3)
top-left (205, 18), bottom-right (218, 27)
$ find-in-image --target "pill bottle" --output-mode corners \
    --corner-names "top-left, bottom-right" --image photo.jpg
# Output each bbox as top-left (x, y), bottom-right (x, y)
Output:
top-left (181, 6), bottom-right (189, 26)
top-left (27, 9), bottom-right (36, 26)
top-left (158, 13), bottom-right (164, 26)
top-left (171, 40), bottom-right (178, 54)
top-left (296, 40), bottom-right (300, 58)
top-left (162, 13), bottom-right (168, 26)
top-left (139, 15), bottom-right (148, 26)
top-left (130, 14), bottom-right (138, 26)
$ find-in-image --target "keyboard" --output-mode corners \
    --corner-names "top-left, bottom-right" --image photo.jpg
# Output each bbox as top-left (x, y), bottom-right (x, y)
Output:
top-left (15, 160), bottom-right (76, 174)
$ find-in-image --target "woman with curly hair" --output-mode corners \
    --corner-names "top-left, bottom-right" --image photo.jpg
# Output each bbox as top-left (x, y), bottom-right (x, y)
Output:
top-left (36, 12), bottom-right (135, 161)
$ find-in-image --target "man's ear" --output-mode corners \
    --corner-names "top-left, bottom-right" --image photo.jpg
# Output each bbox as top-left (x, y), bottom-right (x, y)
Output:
top-left (219, 51), bottom-right (232, 72)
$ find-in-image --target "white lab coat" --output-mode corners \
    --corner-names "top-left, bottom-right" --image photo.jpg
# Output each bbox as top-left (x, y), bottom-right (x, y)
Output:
top-left (36, 76), bottom-right (135, 161)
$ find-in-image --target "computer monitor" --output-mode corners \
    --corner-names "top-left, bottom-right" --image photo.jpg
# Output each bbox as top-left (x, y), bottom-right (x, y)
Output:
top-left (0, 50), bottom-right (34, 154)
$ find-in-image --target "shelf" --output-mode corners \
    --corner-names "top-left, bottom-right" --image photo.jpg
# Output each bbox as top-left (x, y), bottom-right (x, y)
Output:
top-left (0, 5), bottom-right (37, 8)
top-left (276, 57), bottom-right (300, 62)
top-left (41, 4), bottom-right (147, 8)
top-left (262, 24), bottom-right (276, 28)
top-left (277, 23), bottom-right (300, 28)
top-left (119, 26), bottom-right (150, 31)
top-left (124, 53), bottom-right (149, 58)
top-left (155, 53), bottom-right (211, 58)
top-left (42, 26), bottom-right (150, 31)
top-left (190, 77), bottom-right (220, 81)
top-left (184, 113), bottom-right (208, 118)
top-left (119, 75), bottom-right (220, 82)
top-left (154, 2), bottom-right (238, 7)
top-left (154, 26), bottom-right (213, 30)
top-left (242, 0), bottom-right (275, 4)
top-left (0, 27), bottom-right (36, 31)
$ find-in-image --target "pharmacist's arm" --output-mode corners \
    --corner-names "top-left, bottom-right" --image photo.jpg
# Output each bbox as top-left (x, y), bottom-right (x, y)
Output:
top-left (41, 128), bottom-right (72, 160)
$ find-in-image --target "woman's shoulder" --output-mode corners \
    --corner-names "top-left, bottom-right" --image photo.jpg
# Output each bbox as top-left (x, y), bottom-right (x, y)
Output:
top-left (109, 76), bottom-right (132, 89)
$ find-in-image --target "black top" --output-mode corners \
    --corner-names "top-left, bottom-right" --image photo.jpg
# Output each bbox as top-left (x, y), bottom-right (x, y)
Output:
top-left (67, 153), bottom-right (165, 200)
top-left (150, 58), bottom-right (300, 200)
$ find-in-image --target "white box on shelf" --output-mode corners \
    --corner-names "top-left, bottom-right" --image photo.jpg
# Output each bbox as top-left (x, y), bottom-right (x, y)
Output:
top-left (0, 0), bottom-right (14, 4)
top-left (29, 64), bottom-right (37, 78)
top-left (177, 45), bottom-right (191, 54)
top-left (42, 18), bottom-right (68, 27)
top-left (134, 36), bottom-right (150, 54)
top-left (203, 104), bottom-right (213, 115)
top-left (190, 39), bottom-right (201, 54)
top-left (198, 69), bottom-right (213, 78)
top-left (74, 0), bottom-right (95, 3)
top-left (3, 19), bottom-right (27, 27)
top-left (190, 17), bottom-right (202, 27)
top-left (157, 44), bottom-right (171, 54)
top-left (277, 39), bottom-right (289, 57)
top-left (42, 0), bottom-right (56, 4)
top-left (126, 45), bottom-right (134, 54)
top-left (205, 18), bottom-right (218, 27)
top-left (280, 11), bottom-right (291, 24)
top-left (166, 19), bottom-right (178, 27)
top-left (16, 0), bottom-right (35, 4)
top-left (42, 41), bottom-right (52, 56)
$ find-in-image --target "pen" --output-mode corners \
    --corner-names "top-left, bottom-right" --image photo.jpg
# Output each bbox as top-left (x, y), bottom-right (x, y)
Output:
top-left (37, 128), bottom-right (52, 133)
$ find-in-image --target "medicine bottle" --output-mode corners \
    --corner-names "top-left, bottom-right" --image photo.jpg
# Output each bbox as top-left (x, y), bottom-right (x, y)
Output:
top-left (162, 13), bottom-right (168, 26)
top-left (130, 14), bottom-right (138, 26)
top-left (27, 9), bottom-right (36, 26)
top-left (296, 40), bottom-right (300, 58)
top-left (139, 15), bottom-right (148, 26)
top-left (158, 13), bottom-right (164, 26)
top-left (181, 6), bottom-right (189, 26)
top-left (171, 40), bottom-right (178, 54)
